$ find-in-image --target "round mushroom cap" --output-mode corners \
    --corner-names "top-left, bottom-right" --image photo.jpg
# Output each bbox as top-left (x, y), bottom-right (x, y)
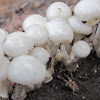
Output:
top-left (45, 20), bottom-right (74, 45)
top-left (8, 55), bottom-right (46, 85)
top-left (0, 45), bottom-right (4, 61)
top-left (23, 14), bottom-right (47, 31)
top-left (31, 47), bottom-right (50, 65)
top-left (74, 0), bottom-right (100, 21)
top-left (0, 28), bottom-right (9, 44)
top-left (72, 41), bottom-right (91, 58)
top-left (68, 15), bottom-right (92, 35)
top-left (46, 2), bottom-right (72, 20)
top-left (25, 24), bottom-right (49, 46)
top-left (3, 31), bottom-right (34, 57)
top-left (0, 57), bottom-right (10, 82)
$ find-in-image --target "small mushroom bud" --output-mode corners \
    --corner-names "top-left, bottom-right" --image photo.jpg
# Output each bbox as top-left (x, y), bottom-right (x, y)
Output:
top-left (31, 47), bottom-right (50, 65)
top-left (0, 28), bottom-right (9, 44)
top-left (46, 2), bottom-right (72, 20)
top-left (25, 24), bottom-right (49, 46)
top-left (8, 55), bottom-right (46, 85)
top-left (45, 20), bottom-right (74, 45)
top-left (23, 14), bottom-right (47, 31)
top-left (3, 31), bottom-right (34, 57)
top-left (70, 41), bottom-right (91, 59)
top-left (68, 15), bottom-right (92, 35)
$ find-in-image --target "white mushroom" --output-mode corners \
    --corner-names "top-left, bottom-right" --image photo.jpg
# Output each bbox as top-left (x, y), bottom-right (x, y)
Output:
top-left (45, 20), bottom-right (74, 70)
top-left (8, 55), bottom-right (46, 85)
top-left (31, 47), bottom-right (50, 65)
top-left (45, 20), bottom-right (74, 45)
top-left (67, 15), bottom-right (92, 35)
top-left (74, 0), bottom-right (100, 21)
top-left (31, 47), bottom-right (54, 83)
top-left (65, 41), bottom-right (91, 72)
top-left (46, 2), bottom-right (72, 20)
top-left (3, 31), bottom-right (34, 57)
top-left (25, 24), bottom-right (49, 46)
top-left (70, 41), bottom-right (91, 61)
top-left (0, 28), bottom-right (9, 44)
top-left (23, 14), bottom-right (47, 31)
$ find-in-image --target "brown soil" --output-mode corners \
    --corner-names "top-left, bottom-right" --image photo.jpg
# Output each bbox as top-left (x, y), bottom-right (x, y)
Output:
top-left (0, 0), bottom-right (100, 100)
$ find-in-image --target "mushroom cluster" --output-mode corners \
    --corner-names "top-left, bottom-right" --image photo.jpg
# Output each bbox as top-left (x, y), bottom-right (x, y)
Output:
top-left (0, 0), bottom-right (100, 99)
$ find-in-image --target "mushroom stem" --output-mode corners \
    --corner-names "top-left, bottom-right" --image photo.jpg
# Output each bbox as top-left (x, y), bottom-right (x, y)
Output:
top-left (45, 40), bottom-right (52, 54)
top-left (50, 42), bottom-right (59, 74)
top-left (60, 44), bottom-right (75, 66)
top-left (65, 57), bottom-right (79, 72)
top-left (0, 80), bottom-right (9, 99)
top-left (69, 50), bottom-right (76, 62)
top-left (65, 49), bottom-right (80, 72)
top-left (65, 43), bottom-right (72, 54)
top-left (50, 42), bottom-right (59, 57)
top-left (55, 49), bottom-right (62, 61)
top-left (93, 23), bottom-right (100, 57)
top-left (60, 44), bottom-right (70, 60)
top-left (86, 18), bottom-right (100, 26)
top-left (84, 25), bottom-right (97, 50)
top-left (84, 25), bottom-right (97, 43)
top-left (44, 68), bottom-right (53, 83)
top-left (74, 33), bottom-right (84, 43)
top-left (90, 25), bottom-right (97, 41)
top-left (11, 84), bottom-right (27, 100)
